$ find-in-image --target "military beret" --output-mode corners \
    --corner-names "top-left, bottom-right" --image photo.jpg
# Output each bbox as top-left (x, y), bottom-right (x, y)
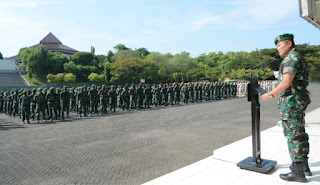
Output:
top-left (102, 84), bottom-right (105, 87)
top-left (274, 33), bottom-right (294, 45)
top-left (92, 84), bottom-right (95, 87)
top-left (110, 85), bottom-right (114, 88)
top-left (37, 87), bottom-right (42, 91)
top-left (49, 87), bottom-right (54, 91)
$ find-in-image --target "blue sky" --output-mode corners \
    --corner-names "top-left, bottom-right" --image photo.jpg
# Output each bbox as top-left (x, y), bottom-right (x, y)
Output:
top-left (0, 0), bottom-right (319, 58)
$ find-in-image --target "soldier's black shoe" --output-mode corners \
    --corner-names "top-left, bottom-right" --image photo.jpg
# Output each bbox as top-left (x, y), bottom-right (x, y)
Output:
top-left (290, 158), bottom-right (312, 176)
top-left (27, 120), bottom-right (30, 124)
top-left (280, 162), bottom-right (307, 183)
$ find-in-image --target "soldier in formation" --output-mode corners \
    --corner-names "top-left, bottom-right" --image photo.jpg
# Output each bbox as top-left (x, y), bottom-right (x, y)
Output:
top-left (0, 80), bottom-right (279, 124)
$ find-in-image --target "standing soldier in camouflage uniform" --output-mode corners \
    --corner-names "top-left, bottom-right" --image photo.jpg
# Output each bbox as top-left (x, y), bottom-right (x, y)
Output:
top-left (99, 85), bottom-right (108, 114)
top-left (34, 88), bottom-right (46, 123)
top-left (174, 83), bottom-right (181, 105)
top-left (168, 83), bottom-right (174, 105)
top-left (137, 84), bottom-right (144, 109)
top-left (121, 85), bottom-right (130, 111)
top-left (89, 84), bottom-right (98, 116)
top-left (129, 84), bottom-right (137, 109)
top-left (12, 89), bottom-right (19, 117)
top-left (77, 87), bottom-right (87, 117)
top-left (46, 87), bottom-right (57, 121)
top-left (8, 91), bottom-right (13, 116)
top-left (21, 90), bottom-right (31, 124)
top-left (262, 34), bottom-right (311, 182)
top-left (144, 84), bottom-right (152, 108)
top-left (109, 85), bottom-right (117, 112)
top-left (0, 90), bottom-right (3, 113)
top-left (55, 88), bottom-right (61, 118)
top-left (117, 85), bottom-right (123, 109)
top-left (153, 84), bottom-right (161, 107)
top-left (199, 83), bottom-right (203, 102)
top-left (194, 83), bottom-right (199, 102)
top-left (69, 88), bottom-right (76, 112)
top-left (187, 83), bottom-right (193, 103)
top-left (161, 84), bottom-right (168, 106)
top-left (30, 89), bottom-right (37, 120)
top-left (181, 83), bottom-right (189, 103)
top-left (60, 86), bottom-right (70, 119)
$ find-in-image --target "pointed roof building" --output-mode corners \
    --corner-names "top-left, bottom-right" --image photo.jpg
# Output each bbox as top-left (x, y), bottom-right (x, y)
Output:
top-left (30, 32), bottom-right (78, 58)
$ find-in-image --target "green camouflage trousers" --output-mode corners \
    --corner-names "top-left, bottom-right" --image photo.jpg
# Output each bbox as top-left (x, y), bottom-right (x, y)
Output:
top-left (280, 96), bottom-right (309, 163)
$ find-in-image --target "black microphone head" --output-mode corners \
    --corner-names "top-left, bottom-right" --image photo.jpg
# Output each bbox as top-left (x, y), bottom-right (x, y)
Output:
top-left (273, 54), bottom-right (280, 59)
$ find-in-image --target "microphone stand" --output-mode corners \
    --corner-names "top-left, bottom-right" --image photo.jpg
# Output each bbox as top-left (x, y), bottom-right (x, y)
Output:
top-left (237, 56), bottom-right (278, 173)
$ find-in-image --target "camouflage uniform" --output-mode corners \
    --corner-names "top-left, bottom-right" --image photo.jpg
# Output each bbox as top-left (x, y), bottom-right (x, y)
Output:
top-left (46, 88), bottom-right (58, 121)
top-left (89, 85), bottom-right (98, 115)
top-left (121, 85), bottom-right (130, 110)
top-left (12, 90), bottom-right (19, 117)
top-left (20, 91), bottom-right (31, 124)
top-left (60, 87), bottom-right (70, 119)
top-left (278, 48), bottom-right (311, 163)
top-left (0, 91), bottom-right (3, 113)
top-left (30, 89), bottom-right (37, 120)
top-left (69, 88), bottom-right (77, 112)
top-left (174, 84), bottom-right (181, 104)
top-left (137, 84), bottom-right (144, 108)
top-left (144, 85), bottom-right (152, 108)
top-left (77, 88), bottom-right (87, 117)
top-left (99, 85), bottom-right (108, 114)
top-left (34, 88), bottom-right (46, 122)
top-left (109, 86), bottom-right (117, 112)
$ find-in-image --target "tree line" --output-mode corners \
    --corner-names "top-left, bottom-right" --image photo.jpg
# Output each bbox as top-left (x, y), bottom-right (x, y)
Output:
top-left (15, 43), bottom-right (320, 84)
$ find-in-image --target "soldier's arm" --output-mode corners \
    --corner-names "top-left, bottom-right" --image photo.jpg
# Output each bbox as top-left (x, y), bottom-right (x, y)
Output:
top-left (261, 73), bottom-right (294, 101)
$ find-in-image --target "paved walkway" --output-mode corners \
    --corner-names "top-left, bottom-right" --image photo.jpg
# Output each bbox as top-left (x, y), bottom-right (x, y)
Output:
top-left (143, 108), bottom-right (320, 185)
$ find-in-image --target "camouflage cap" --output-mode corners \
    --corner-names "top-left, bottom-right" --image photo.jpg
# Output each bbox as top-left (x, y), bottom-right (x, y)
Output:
top-left (274, 33), bottom-right (294, 45)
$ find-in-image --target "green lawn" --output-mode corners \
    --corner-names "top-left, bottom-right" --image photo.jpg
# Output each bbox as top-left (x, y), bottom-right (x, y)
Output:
top-left (22, 74), bottom-right (44, 86)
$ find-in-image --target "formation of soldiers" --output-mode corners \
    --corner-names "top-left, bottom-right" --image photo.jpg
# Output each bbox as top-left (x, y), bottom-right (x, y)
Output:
top-left (0, 81), bottom-right (277, 124)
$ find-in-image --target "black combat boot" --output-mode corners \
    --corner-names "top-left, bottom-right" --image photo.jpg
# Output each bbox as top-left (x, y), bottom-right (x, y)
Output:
top-left (290, 157), bottom-right (312, 176)
top-left (280, 162), bottom-right (307, 183)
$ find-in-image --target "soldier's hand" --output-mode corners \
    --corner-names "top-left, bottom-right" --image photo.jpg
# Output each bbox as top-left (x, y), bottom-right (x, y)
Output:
top-left (261, 93), bottom-right (271, 101)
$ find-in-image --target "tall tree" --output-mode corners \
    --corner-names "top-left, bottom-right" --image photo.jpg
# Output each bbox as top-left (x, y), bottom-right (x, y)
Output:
top-left (136, 47), bottom-right (150, 58)
top-left (113, 44), bottom-right (129, 52)
top-left (34, 45), bottom-right (49, 81)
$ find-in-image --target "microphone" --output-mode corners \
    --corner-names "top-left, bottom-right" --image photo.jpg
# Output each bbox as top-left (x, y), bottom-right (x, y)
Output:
top-left (252, 55), bottom-right (280, 70)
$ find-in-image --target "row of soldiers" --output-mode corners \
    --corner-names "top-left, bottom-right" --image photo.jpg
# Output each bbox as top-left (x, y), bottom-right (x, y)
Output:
top-left (0, 82), bottom-right (239, 124)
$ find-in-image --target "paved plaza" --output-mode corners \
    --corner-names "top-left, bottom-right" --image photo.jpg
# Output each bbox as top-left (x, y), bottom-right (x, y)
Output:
top-left (1, 83), bottom-right (319, 185)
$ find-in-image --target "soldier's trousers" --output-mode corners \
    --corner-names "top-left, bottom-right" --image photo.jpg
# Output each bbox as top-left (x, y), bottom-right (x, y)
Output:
top-left (21, 106), bottom-right (30, 122)
top-left (30, 104), bottom-right (36, 119)
top-left (280, 97), bottom-right (309, 163)
top-left (100, 99), bottom-right (107, 114)
top-left (62, 103), bottom-right (70, 117)
top-left (90, 99), bottom-right (98, 113)
top-left (36, 105), bottom-right (46, 120)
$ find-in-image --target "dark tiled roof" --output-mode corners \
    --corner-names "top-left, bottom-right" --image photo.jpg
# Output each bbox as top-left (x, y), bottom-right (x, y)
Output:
top-left (31, 43), bottom-right (78, 53)
top-left (40, 32), bottom-right (62, 44)
top-left (9, 32), bottom-right (78, 59)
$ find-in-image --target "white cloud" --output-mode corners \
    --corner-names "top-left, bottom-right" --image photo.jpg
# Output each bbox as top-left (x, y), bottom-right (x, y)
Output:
top-left (192, 16), bottom-right (220, 30)
top-left (191, 0), bottom-right (298, 31)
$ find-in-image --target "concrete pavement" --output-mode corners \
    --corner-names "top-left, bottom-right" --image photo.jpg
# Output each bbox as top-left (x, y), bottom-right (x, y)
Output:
top-left (143, 107), bottom-right (320, 185)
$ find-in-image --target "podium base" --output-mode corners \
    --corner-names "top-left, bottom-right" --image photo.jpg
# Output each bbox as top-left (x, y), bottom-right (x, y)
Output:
top-left (237, 157), bottom-right (277, 174)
